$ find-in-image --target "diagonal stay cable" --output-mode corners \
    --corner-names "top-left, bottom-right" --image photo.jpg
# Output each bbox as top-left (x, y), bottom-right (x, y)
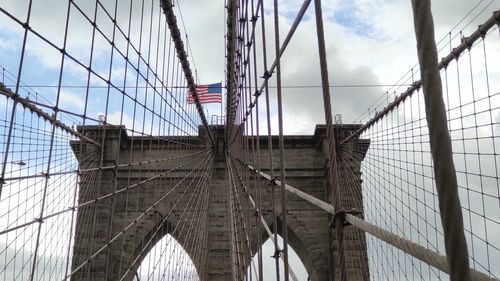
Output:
top-left (62, 150), bottom-right (213, 280)
top-left (227, 152), bottom-right (299, 281)
top-left (1, 149), bottom-right (204, 182)
top-left (160, 0), bottom-right (214, 144)
top-left (232, 154), bottom-right (497, 281)
top-left (339, 10), bottom-right (500, 146)
top-left (230, 0), bottom-right (313, 140)
top-left (227, 152), bottom-right (253, 279)
top-left (0, 148), bottom-right (211, 236)
top-left (118, 155), bottom-right (213, 281)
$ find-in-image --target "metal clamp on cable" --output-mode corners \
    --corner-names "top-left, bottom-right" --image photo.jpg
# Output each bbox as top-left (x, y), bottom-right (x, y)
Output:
top-left (331, 208), bottom-right (362, 228)
top-left (254, 210), bottom-right (260, 217)
top-left (261, 70), bottom-right (271, 80)
top-left (271, 249), bottom-right (282, 259)
top-left (494, 10), bottom-right (500, 23)
top-left (269, 177), bottom-right (280, 187)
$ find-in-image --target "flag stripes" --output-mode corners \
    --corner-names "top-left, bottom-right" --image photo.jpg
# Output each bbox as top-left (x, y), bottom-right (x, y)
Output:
top-left (188, 82), bottom-right (222, 104)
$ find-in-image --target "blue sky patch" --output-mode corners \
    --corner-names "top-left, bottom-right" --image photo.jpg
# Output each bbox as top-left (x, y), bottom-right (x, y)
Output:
top-left (330, 5), bottom-right (376, 38)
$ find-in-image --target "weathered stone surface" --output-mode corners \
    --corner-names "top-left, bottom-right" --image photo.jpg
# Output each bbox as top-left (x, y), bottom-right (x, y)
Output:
top-left (70, 124), bottom-right (369, 281)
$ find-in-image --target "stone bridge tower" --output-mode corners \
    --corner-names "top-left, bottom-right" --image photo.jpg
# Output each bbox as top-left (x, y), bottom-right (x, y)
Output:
top-left (70, 124), bottom-right (369, 281)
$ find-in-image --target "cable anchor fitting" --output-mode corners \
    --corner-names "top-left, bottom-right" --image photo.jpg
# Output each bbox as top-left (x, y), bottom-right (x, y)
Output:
top-left (331, 208), bottom-right (362, 228)
top-left (261, 70), bottom-right (272, 80)
top-left (269, 177), bottom-right (280, 186)
top-left (254, 210), bottom-right (260, 217)
top-left (271, 249), bottom-right (282, 259)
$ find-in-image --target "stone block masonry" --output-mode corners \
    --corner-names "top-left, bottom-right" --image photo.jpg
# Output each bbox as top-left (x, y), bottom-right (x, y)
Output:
top-left (70, 124), bottom-right (369, 281)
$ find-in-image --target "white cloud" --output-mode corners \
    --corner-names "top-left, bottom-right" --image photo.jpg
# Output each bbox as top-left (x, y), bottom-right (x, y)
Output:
top-left (0, 0), bottom-right (499, 280)
top-left (101, 110), bottom-right (135, 129)
top-left (59, 90), bottom-right (85, 111)
top-left (0, 37), bottom-right (16, 53)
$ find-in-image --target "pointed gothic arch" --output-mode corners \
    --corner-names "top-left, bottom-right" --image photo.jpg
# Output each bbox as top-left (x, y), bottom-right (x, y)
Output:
top-left (132, 233), bottom-right (200, 281)
top-left (247, 214), bottom-right (331, 281)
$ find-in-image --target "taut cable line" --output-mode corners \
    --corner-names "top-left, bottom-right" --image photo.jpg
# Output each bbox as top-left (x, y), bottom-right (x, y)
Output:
top-left (236, 156), bottom-right (496, 281)
top-left (340, 10), bottom-right (500, 146)
top-left (411, 0), bottom-right (472, 280)
top-left (160, 0), bottom-right (214, 145)
top-left (0, 0), bottom-right (498, 280)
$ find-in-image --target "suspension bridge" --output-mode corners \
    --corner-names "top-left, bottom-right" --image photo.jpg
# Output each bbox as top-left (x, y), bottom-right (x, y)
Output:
top-left (0, 0), bottom-right (499, 280)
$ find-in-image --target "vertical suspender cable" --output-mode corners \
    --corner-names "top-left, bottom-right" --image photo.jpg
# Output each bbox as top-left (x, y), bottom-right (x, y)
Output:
top-left (29, 1), bottom-right (71, 279)
top-left (410, 1), bottom-right (471, 281)
top-left (259, 1), bottom-right (282, 280)
top-left (272, 1), bottom-right (290, 280)
top-left (250, 1), bottom-right (264, 279)
top-left (313, 0), bottom-right (347, 280)
top-left (0, 0), bottom-right (34, 199)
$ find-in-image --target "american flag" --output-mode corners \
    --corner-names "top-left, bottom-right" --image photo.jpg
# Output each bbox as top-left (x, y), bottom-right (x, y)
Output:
top-left (187, 82), bottom-right (222, 104)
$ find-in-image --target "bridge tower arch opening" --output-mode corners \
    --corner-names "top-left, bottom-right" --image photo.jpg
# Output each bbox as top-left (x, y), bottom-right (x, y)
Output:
top-left (69, 124), bottom-right (369, 281)
top-left (133, 233), bottom-right (200, 281)
top-left (246, 233), bottom-right (308, 281)
top-left (69, 125), bottom-right (211, 281)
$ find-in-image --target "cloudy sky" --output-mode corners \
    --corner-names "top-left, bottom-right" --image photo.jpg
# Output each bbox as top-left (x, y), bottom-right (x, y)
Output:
top-left (130, 0), bottom-right (500, 279)
top-left (0, 0), bottom-right (497, 134)
top-left (0, 0), bottom-right (499, 280)
top-left (175, 0), bottom-right (499, 134)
